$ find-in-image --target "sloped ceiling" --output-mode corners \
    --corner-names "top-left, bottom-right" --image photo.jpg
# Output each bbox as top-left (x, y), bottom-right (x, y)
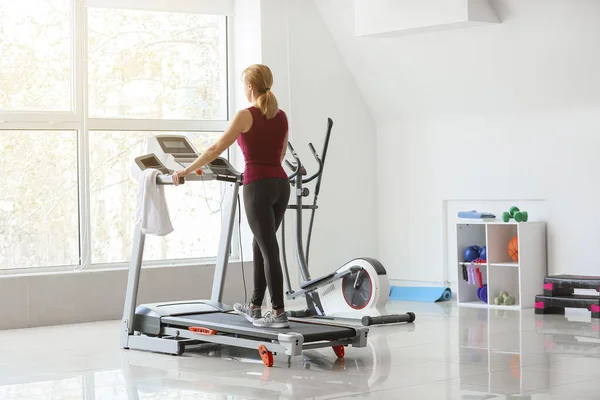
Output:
top-left (315, 0), bottom-right (600, 122)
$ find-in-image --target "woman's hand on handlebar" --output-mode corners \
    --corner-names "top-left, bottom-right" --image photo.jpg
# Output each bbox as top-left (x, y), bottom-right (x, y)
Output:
top-left (172, 169), bottom-right (189, 186)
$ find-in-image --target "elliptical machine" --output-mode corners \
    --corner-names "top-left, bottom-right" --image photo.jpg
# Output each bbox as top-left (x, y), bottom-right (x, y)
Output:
top-left (281, 118), bottom-right (415, 326)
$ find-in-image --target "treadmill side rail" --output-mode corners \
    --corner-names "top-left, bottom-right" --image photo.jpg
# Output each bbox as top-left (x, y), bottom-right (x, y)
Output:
top-left (126, 334), bottom-right (181, 355)
top-left (163, 327), bottom-right (303, 356)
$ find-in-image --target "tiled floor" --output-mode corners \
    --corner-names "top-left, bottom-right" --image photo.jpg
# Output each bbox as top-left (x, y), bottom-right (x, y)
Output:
top-left (1, 300), bottom-right (599, 399)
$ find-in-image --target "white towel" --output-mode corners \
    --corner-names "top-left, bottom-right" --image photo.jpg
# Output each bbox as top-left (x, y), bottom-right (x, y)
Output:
top-left (135, 169), bottom-right (174, 236)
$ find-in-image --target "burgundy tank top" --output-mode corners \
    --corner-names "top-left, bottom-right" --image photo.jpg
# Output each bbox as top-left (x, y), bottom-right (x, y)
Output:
top-left (237, 106), bottom-right (289, 185)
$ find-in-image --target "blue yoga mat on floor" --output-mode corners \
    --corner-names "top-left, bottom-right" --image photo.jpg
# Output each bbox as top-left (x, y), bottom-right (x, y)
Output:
top-left (389, 286), bottom-right (453, 302)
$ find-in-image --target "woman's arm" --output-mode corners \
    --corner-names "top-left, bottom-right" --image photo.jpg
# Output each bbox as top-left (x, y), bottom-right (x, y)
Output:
top-left (173, 110), bottom-right (252, 184)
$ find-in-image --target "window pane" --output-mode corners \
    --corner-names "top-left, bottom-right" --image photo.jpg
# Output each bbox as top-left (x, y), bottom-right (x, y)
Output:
top-left (0, 0), bottom-right (72, 112)
top-left (87, 8), bottom-right (227, 120)
top-left (0, 131), bottom-right (79, 269)
top-left (89, 131), bottom-right (223, 264)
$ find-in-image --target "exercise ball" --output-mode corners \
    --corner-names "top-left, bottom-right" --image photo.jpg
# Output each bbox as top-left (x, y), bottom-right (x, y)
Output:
top-left (464, 246), bottom-right (480, 262)
top-left (479, 246), bottom-right (487, 261)
top-left (463, 246), bottom-right (479, 262)
top-left (508, 236), bottom-right (519, 262)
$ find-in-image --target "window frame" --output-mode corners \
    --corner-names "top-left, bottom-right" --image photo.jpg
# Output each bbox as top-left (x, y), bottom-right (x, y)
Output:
top-left (0, 1), bottom-right (237, 274)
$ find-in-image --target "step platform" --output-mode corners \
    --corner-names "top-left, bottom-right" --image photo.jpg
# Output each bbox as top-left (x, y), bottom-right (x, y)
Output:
top-left (543, 275), bottom-right (600, 297)
top-left (535, 294), bottom-right (600, 318)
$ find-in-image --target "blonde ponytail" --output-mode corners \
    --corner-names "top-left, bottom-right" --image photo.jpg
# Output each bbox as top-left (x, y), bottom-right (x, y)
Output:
top-left (256, 89), bottom-right (279, 119)
top-left (243, 64), bottom-right (279, 119)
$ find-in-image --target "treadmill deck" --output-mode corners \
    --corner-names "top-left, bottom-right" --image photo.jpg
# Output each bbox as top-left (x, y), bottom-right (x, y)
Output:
top-left (161, 312), bottom-right (357, 343)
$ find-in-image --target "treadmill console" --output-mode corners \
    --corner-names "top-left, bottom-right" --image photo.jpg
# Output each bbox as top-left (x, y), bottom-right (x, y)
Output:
top-left (134, 154), bottom-right (171, 175)
top-left (144, 134), bottom-right (242, 183)
top-left (152, 136), bottom-right (199, 159)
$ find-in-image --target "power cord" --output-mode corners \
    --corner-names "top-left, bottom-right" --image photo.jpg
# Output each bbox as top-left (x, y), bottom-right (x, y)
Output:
top-left (175, 161), bottom-right (226, 214)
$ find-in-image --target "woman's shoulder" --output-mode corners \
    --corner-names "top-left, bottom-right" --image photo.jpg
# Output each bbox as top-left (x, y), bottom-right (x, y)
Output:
top-left (277, 108), bottom-right (287, 121)
top-left (236, 108), bottom-right (254, 133)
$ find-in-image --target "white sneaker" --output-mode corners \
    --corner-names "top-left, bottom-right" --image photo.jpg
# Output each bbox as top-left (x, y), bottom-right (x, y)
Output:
top-left (252, 311), bottom-right (290, 329)
top-left (233, 302), bottom-right (262, 323)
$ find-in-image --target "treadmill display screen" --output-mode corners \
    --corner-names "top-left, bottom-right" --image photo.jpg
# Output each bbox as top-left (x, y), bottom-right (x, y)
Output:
top-left (140, 156), bottom-right (169, 174)
top-left (159, 138), bottom-right (196, 155)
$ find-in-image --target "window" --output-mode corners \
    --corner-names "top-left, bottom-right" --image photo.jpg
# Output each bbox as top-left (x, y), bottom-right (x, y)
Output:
top-left (89, 131), bottom-right (223, 264)
top-left (0, 1), bottom-right (232, 271)
top-left (0, 131), bottom-right (79, 270)
top-left (0, 0), bottom-right (72, 111)
top-left (87, 8), bottom-right (227, 120)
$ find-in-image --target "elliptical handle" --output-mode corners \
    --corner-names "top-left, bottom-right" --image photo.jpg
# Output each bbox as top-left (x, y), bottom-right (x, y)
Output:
top-left (300, 142), bottom-right (323, 183)
top-left (308, 143), bottom-right (318, 160)
top-left (313, 118), bottom-right (334, 196)
top-left (288, 142), bottom-right (299, 160)
top-left (286, 141), bottom-right (302, 181)
top-left (285, 159), bottom-right (296, 172)
top-left (302, 159), bottom-right (323, 184)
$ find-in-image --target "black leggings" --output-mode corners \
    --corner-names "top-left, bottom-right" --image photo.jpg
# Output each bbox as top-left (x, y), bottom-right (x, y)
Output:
top-left (244, 178), bottom-right (290, 310)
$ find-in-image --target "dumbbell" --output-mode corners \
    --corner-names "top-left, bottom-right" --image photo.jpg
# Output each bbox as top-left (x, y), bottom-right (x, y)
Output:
top-left (494, 291), bottom-right (516, 306)
top-left (502, 206), bottom-right (528, 223)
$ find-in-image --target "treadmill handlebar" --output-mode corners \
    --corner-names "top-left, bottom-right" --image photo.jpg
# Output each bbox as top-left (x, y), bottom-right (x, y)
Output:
top-left (155, 174), bottom-right (240, 185)
top-left (156, 174), bottom-right (182, 185)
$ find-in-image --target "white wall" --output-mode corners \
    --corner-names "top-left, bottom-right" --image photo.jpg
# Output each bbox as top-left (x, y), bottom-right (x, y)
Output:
top-left (317, 0), bottom-right (600, 283)
top-left (0, 263), bottom-right (251, 330)
top-left (355, 0), bottom-right (498, 37)
top-left (246, 0), bottom-right (378, 290)
top-left (285, 0), bottom-right (379, 282)
top-left (231, 0), bottom-right (262, 264)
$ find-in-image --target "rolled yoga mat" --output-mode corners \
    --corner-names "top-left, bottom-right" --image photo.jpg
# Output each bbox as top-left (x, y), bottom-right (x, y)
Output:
top-left (389, 286), bottom-right (453, 302)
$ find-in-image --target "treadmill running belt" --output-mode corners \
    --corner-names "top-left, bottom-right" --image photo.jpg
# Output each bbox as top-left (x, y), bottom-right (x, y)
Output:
top-left (162, 312), bottom-right (357, 343)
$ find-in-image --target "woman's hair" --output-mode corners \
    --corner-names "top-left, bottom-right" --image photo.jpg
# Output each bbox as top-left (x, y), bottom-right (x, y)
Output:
top-left (243, 64), bottom-right (279, 119)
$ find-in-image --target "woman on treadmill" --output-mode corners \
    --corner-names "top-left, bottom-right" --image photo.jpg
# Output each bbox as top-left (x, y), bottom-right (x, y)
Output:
top-left (172, 64), bottom-right (291, 329)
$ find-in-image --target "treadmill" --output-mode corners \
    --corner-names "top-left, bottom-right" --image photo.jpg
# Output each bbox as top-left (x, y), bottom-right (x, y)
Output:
top-left (121, 135), bottom-right (369, 367)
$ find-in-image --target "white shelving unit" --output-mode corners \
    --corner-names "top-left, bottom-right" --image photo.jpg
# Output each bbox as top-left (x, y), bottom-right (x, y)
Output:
top-left (456, 221), bottom-right (547, 309)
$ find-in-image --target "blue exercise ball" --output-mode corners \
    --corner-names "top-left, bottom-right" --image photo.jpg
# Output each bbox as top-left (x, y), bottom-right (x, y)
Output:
top-left (479, 246), bottom-right (487, 261)
top-left (464, 246), bottom-right (480, 262)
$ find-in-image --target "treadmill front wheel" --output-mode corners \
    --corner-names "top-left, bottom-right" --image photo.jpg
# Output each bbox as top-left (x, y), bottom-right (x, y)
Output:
top-left (258, 344), bottom-right (274, 367)
top-left (332, 345), bottom-right (345, 359)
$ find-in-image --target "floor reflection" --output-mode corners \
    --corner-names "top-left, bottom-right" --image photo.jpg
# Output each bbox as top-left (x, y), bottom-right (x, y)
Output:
top-left (1, 302), bottom-right (599, 399)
